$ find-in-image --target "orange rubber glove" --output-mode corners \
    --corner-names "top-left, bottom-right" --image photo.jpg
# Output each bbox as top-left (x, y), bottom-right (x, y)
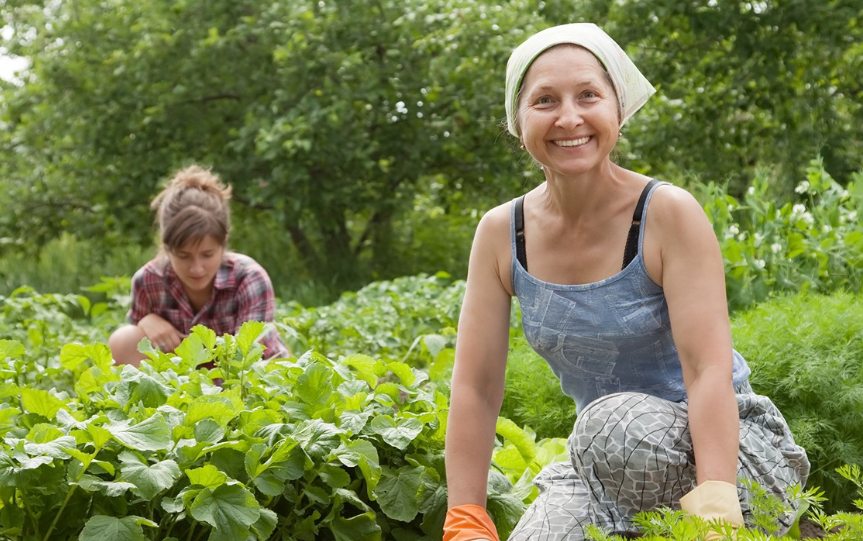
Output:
top-left (443, 504), bottom-right (500, 541)
top-left (680, 480), bottom-right (744, 540)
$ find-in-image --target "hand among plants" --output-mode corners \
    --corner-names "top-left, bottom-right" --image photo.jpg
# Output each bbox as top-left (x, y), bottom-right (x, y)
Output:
top-left (443, 504), bottom-right (500, 541)
top-left (138, 314), bottom-right (186, 353)
top-left (680, 481), bottom-right (744, 540)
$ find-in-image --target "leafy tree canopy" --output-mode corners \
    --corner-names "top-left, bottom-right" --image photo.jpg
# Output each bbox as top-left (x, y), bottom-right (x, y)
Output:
top-left (1, 0), bottom-right (860, 289)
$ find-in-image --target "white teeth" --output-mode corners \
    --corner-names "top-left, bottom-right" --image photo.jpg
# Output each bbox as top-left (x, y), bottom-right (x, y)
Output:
top-left (554, 136), bottom-right (590, 147)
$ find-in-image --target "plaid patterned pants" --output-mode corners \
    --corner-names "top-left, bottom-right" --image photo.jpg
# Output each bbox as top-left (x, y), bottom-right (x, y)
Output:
top-left (508, 383), bottom-right (810, 540)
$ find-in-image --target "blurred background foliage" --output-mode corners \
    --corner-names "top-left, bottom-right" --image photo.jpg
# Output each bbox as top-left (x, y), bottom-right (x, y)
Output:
top-left (0, 0), bottom-right (861, 305)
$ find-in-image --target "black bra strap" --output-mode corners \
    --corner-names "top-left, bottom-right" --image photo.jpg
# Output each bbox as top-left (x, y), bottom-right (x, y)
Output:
top-left (621, 179), bottom-right (658, 270)
top-left (514, 180), bottom-right (657, 273)
top-left (514, 195), bottom-right (527, 271)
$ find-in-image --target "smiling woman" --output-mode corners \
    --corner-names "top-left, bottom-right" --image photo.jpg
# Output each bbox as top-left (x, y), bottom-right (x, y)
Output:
top-left (443, 23), bottom-right (809, 541)
top-left (107, 165), bottom-right (289, 366)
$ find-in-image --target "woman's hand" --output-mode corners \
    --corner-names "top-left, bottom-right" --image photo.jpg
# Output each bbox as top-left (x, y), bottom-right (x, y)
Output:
top-left (680, 481), bottom-right (744, 540)
top-left (138, 314), bottom-right (185, 352)
top-left (443, 505), bottom-right (500, 541)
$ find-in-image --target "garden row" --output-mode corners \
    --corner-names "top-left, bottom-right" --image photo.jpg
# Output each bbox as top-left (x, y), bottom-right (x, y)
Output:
top-left (1, 160), bottom-right (863, 539)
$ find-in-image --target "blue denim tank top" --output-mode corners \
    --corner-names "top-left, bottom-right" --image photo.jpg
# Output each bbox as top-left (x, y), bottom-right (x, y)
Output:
top-left (511, 181), bottom-right (751, 413)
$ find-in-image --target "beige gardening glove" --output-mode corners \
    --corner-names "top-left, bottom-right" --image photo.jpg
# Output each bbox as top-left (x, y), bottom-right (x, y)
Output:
top-left (443, 504), bottom-right (500, 541)
top-left (680, 481), bottom-right (745, 540)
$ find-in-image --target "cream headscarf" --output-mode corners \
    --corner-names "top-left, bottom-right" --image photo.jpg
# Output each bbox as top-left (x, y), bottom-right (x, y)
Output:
top-left (505, 23), bottom-right (655, 137)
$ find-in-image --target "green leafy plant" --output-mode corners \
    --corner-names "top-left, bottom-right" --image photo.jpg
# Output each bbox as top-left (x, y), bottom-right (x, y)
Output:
top-left (0, 321), bottom-right (538, 540)
top-left (700, 156), bottom-right (863, 312)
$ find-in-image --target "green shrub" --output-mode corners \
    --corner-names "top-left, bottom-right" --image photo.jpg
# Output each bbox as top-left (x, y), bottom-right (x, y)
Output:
top-left (700, 157), bottom-right (863, 313)
top-left (732, 291), bottom-right (863, 512)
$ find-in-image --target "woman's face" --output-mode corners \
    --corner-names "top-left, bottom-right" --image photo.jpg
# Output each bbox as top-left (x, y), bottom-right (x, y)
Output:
top-left (517, 45), bottom-right (620, 178)
top-left (166, 235), bottom-right (225, 298)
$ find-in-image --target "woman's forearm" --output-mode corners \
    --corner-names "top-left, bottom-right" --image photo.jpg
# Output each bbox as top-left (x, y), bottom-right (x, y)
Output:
top-left (686, 372), bottom-right (739, 485)
top-left (445, 385), bottom-right (503, 508)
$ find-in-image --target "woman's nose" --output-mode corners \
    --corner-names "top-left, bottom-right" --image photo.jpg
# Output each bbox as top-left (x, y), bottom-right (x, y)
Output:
top-left (555, 100), bottom-right (583, 129)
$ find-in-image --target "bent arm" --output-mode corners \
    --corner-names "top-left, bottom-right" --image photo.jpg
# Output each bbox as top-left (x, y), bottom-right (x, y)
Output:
top-left (657, 187), bottom-right (739, 486)
top-left (446, 212), bottom-right (512, 509)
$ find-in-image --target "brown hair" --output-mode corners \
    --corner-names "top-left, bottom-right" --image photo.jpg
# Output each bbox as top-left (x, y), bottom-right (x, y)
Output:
top-left (151, 165), bottom-right (232, 252)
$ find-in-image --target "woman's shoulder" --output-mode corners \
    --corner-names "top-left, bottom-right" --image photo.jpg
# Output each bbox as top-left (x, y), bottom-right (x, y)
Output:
top-left (132, 256), bottom-right (169, 281)
top-left (476, 198), bottom-right (517, 236)
top-left (649, 183), bottom-right (706, 223)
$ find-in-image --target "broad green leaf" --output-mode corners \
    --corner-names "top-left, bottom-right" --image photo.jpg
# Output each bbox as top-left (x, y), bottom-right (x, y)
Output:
top-left (191, 325), bottom-right (217, 350)
top-left (342, 354), bottom-right (382, 388)
top-left (194, 419), bottom-right (225, 444)
top-left (422, 334), bottom-right (448, 359)
top-left (293, 419), bottom-right (342, 459)
top-left (61, 343), bottom-right (113, 372)
top-left (120, 375), bottom-right (170, 409)
top-left (319, 464), bottom-right (351, 489)
top-left (24, 436), bottom-right (77, 459)
top-left (106, 415), bottom-right (171, 451)
top-left (339, 410), bottom-right (372, 434)
top-left (186, 464), bottom-right (228, 489)
top-left (334, 440), bottom-right (381, 497)
top-left (88, 424), bottom-right (112, 449)
top-left (78, 473), bottom-right (136, 497)
top-left (78, 515), bottom-right (152, 541)
top-left (174, 334), bottom-right (212, 368)
top-left (368, 415), bottom-right (423, 450)
top-left (385, 361), bottom-right (415, 387)
top-left (0, 503), bottom-right (25, 534)
top-left (296, 362), bottom-right (334, 408)
top-left (0, 383), bottom-right (20, 399)
top-left (0, 340), bottom-right (25, 360)
top-left (20, 388), bottom-right (68, 419)
top-left (252, 470), bottom-right (285, 497)
top-left (189, 484), bottom-right (260, 541)
top-left (251, 508), bottom-right (278, 541)
top-left (0, 407), bottom-right (19, 430)
top-left (185, 395), bottom-right (243, 428)
top-left (119, 452), bottom-right (181, 500)
top-left (327, 511), bottom-right (381, 541)
top-left (27, 423), bottom-right (64, 442)
top-left (236, 320), bottom-right (266, 355)
top-left (374, 465), bottom-right (423, 522)
top-left (244, 443), bottom-right (267, 478)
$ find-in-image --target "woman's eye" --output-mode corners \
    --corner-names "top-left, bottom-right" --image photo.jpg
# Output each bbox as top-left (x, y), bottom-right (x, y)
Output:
top-left (582, 90), bottom-right (598, 99)
top-left (536, 96), bottom-right (553, 105)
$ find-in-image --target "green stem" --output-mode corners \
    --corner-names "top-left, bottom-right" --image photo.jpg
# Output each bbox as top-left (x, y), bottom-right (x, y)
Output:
top-left (41, 484), bottom-right (77, 541)
top-left (186, 520), bottom-right (196, 541)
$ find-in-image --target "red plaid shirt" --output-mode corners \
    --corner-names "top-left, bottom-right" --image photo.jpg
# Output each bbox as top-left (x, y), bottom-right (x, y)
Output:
top-left (128, 252), bottom-right (289, 359)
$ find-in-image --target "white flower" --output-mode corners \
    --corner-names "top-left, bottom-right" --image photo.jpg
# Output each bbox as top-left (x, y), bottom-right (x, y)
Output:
top-left (795, 181), bottom-right (810, 194)
top-left (771, 243), bottom-right (782, 253)
top-left (747, 186), bottom-right (755, 196)
top-left (755, 259), bottom-right (766, 269)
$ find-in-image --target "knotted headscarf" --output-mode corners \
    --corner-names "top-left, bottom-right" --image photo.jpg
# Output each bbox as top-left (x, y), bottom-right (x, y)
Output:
top-left (505, 23), bottom-right (655, 137)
